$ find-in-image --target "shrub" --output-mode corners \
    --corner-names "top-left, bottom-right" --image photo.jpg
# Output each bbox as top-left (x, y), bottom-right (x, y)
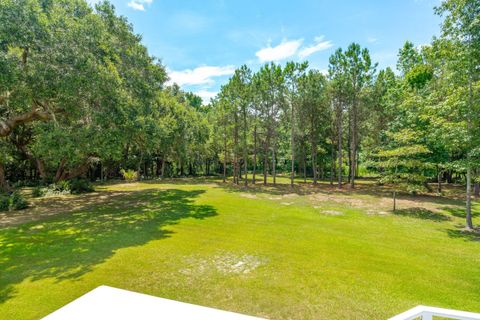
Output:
top-left (0, 192), bottom-right (29, 211)
top-left (52, 180), bottom-right (71, 192)
top-left (32, 186), bottom-right (47, 198)
top-left (120, 169), bottom-right (138, 182)
top-left (9, 192), bottom-right (28, 210)
top-left (0, 194), bottom-right (9, 211)
top-left (69, 179), bottom-right (94, 194)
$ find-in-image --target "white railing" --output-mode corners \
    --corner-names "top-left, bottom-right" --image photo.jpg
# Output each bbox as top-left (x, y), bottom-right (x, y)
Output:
top-left (389, 305), bottom-right (480, 320)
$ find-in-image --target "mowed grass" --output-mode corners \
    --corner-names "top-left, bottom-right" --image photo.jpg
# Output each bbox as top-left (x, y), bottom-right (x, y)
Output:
top-left (0, 178), bottom-right (479, 319)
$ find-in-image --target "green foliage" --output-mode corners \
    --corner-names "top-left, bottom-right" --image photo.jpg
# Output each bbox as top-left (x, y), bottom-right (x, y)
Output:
top-left (0, 194), bottom-right (9, 211)
top-left (69, 179), bottom-right (94, 194)
top-left (405, 64), bottom-right (434, 89)
top-left (9, 191), bottom-right (28, 210)
top-left (120, 169), bottom-right (138, 182)
top-left (52, 181), bottom-right (71, 193)
top-left (0, 192), bottom-right (28, 211)
top-left (32, 186), bottom-right (46, 198)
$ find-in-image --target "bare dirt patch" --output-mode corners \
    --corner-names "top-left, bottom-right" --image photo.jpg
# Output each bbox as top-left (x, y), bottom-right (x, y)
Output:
top-left (320, 210), bottom-right (344, 216)
top-left (179, 253), bottom-right (266, 276)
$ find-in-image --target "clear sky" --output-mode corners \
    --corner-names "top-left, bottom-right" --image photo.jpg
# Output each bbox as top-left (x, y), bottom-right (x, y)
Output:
top-left (89, 0), bottom-right (442, 102)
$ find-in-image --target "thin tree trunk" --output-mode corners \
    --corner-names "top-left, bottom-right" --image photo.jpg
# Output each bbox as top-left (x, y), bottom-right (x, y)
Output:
top-left (302, 144), bottom-right (306, 183)
top-left (54, 159), bottom-right (66, 183)
top-left (161, 158), bottom-right (165, 179)
top-left (253, 124), bottom-right (257, 184)
top-left (466, 165), bottom-right (473, 229)
top-left (350, 89), bottom-right (358, 189)
top-left (290, 101), bottom-right (295, 187)
top-left (330, 137), bottom-right (335, 186)
top-left (311, 116), bottom-right (318, 185)
top-left (137, 154), bottom-right (143, 181)
top-left (272, 143), bottom-right (276, 185)
top-left (263, 138), bottom-right (269, 185)
top-left (243, 104), bottom-right (248, 186)
top-left (437, 165), bottom-right (442, 194)
top-left (223, 124), bottom-right (227, 183)
top-left (234, 111), bottom-right (239, 184)
top-left (337, 101), bottom-right (343, 188)
top-left (0, 162), bottom-right (11, 192)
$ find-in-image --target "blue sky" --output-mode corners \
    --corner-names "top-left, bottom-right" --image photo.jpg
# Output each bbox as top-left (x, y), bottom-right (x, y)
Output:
top-left (89, 0), bottom-right (442, 102)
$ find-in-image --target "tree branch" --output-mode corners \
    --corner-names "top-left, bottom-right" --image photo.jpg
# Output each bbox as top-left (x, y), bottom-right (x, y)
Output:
top-left (0, 108), bottom-right (52, 137)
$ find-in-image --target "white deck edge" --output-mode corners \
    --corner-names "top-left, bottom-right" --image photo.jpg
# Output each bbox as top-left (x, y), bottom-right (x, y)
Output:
top-left (42, 285), bottom-right (265, 320)
top-left (389, 305), bottom-right (480, 320)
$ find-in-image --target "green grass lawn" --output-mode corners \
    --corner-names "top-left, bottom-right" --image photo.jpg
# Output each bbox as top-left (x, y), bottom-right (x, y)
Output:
top-left (1, 179), bottom-right (479, 319)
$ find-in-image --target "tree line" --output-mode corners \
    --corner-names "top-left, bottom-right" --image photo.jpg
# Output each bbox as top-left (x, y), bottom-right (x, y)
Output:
top-left (0, 0), bottom-right (479, 228)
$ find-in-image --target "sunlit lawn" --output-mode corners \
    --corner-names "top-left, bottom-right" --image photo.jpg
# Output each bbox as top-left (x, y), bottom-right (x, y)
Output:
top-left (0, 178), bottom-right (479, 319)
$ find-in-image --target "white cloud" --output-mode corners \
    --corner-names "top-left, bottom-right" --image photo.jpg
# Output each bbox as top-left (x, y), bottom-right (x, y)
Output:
top-left (195, 90), bottom-right (218, 103)
top-left (298, 36), bottom-right (333, 58)
top-left (367, 37), bottom-right (378, 43)
top-left (127, 0), bottom-right (153, 11)
top-left (256, 39), bottom-right (303, 62)
top-left (167, 65), bottom-right (236, 86)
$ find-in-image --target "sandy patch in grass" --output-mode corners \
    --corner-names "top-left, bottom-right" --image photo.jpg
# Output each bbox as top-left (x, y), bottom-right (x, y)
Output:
top-left (309, 191), bottom-right (459, 216)
top-left (366, 210), bottom-right (389, 216)
top-left (180, 253), bottom-right (266, 276)
top-left (239, 193), bottom-right (258, 199)
top-left (320, 210), bottom-right (344, 216)
top-left (268, 196), bottom-right (282, 200)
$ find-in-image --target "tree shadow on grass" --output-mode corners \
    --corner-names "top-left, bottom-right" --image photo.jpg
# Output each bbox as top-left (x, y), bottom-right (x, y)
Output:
top-left (447, 226), bottom-right (480, 242)
top-left (0, 188), bottom-right (216, 303)
top-left (441, 206), bottom-right (480, 219)
top-left (392, 208), bottom-right (451, 221)
top-left (217, 179), bottom-right (463, 207)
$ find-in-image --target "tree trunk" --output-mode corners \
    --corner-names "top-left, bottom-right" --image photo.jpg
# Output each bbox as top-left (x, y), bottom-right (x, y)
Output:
top-left (337, 101), bottom-right (343, 188)
top-left (350, 105), bottom-right (357, 189)
top-left (272, 144), bottom-right (276, 185)
top-left (137, 154), bottom-right (143, 180)
top-left (223, 126), bottom-right (227, 183)
top-left (54, 159), bottom-right (67, 183)
top-left (0, 162), bottom-right (11, 192)
top-left (263, 139), bottom-right (268, 185)
top-left (330, 137), bottom-right (335, 186)
top-left (466, 165), bottom-right (473, 229)
top-left (302, 144), bottom-right (306, 183)
top-left (253, 124), bottom-right (257, 184)
top-left (437, 165), bottom-right (442, 194)
top-left (393, 191), bottom-right (396, 212)
top-left (290, 102), bottom-right (295, 187)
top-left (234, 112), bottom-right (239, 185)
top-left (161, 158), bottom-right (166, 178)
top-left (243, 105), bottom-right (248, 186)
top-left (311, 116), bottom-right (318, 185)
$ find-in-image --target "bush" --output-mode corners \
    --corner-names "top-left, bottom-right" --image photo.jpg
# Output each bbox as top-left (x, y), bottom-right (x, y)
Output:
top-left (0, 194), bottom-right (9, 211)
top-left (69, 179), bottom-right (94, 194)
top-left (120, 169), bottom-right (138, 182)
top-left (0, 192), bottom-right (29, 211)
top-left (9, 192), bottom-right (28, 210)
top-left (32, 186), bottom-right (47, 198)
top-left (52, 180), bottom-right (71, 192)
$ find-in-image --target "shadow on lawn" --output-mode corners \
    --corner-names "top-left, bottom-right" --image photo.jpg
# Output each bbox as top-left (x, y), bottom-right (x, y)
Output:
top-left (219, 179), bottom-right (462, 207)
top-left (447, 226), bottom-right (480, 242)
top-left (392, 208), bottom-right (451, 221)
top-left (0, 188), bottom-right (216, 303)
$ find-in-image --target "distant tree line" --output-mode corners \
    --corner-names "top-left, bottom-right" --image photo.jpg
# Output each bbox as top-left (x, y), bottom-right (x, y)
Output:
top-left (0, 0), bottom-right (478, 228)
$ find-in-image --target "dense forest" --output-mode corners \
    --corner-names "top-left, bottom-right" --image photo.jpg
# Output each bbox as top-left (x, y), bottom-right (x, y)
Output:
top-left (0, 0), bottom-right (479, 228)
